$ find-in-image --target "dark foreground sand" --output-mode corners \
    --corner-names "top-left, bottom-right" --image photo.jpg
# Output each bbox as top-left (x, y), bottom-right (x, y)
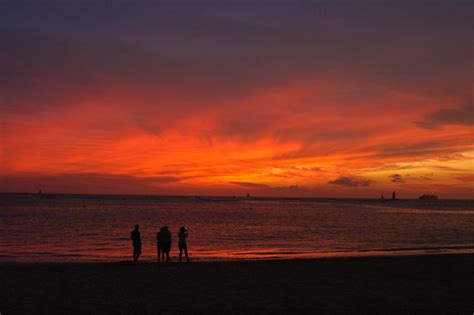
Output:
top-left (1, 254), bottom-right (473, 314)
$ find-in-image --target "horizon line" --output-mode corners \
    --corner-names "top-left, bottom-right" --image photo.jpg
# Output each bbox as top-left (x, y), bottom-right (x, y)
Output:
top-left (1, 191), bottom-right (471, 201)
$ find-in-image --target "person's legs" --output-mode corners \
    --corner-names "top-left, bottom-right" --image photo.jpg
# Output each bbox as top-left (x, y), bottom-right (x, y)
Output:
top-left (157, 246), bottom-right (161, 262)
top-left (179, 246), bottom-right (183, 262)
top-left (184, 245), bottom-right (189, 262)
top-left (135, 249), bottom-right (141, 262)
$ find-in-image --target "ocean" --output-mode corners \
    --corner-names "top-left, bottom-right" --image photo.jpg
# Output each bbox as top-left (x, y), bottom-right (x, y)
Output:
top-left (1, 194), bottom-right (473, 262)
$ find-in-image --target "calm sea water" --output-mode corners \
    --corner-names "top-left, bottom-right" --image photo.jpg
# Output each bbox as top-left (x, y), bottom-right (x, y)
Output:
top-left (1, 194), bottom-right (473, 263)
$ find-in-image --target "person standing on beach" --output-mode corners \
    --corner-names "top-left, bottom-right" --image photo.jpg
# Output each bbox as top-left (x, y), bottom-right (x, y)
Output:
top-left (131, 225), bottom-right (141, 262)
top-left (159, 226), bottom-right (172, 262)
top-left (156, 227), bottom-right (168, 262)
top-left (178, 226), bottom-right (190, 262)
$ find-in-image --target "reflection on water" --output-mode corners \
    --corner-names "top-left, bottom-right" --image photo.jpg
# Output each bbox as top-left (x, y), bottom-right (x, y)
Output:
top-left (0, 194), bottom-right (473, 262)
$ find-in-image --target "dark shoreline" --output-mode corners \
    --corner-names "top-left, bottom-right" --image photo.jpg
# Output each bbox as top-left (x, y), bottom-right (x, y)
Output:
top-left (1, 253), bottom-right (473, 314)
top-left (1, 249), bottom-right (474, 265)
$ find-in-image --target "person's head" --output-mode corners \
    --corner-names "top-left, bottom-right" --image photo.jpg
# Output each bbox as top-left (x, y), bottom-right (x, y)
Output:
top-left (135, 225), bottom-right (139, 230)
top-left (180, 226), bottom-right (186, 233)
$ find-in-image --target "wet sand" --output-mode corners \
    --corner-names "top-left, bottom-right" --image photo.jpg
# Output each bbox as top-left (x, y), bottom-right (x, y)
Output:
top-left (1, 254), bottom-right (473, 314)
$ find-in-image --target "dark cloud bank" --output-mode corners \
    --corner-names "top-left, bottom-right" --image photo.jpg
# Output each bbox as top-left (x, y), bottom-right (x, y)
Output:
top-left (417, 103), bottom-right (474, 129)
top-left (228, 181), bottom-right (270, 188)
top-left (390, 174), bottom-right (405, 183)
top-left (328, 176), bottom-right (372, 187)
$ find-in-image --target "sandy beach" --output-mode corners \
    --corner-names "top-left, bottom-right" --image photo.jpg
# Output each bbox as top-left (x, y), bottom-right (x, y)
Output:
top-left (1, 253), bottom-right (473, 314)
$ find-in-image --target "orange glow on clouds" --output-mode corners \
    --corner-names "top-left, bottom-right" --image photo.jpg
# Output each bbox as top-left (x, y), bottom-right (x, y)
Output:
top-left (2, 79), bottom-right (473, 198)
top-left (1, 2), bottom-right (473, 198)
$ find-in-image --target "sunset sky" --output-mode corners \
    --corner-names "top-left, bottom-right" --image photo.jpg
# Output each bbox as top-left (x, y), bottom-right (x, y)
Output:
top-left (1, 1), bottom-right (473, 198)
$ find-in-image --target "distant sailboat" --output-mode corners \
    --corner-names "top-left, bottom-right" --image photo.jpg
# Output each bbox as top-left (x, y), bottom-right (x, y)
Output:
top-left (392, 191), bottom-right (396, 200)
top-left (246, 192), bottom-right (250, 198)
top-left (381, 194), bottom-right (384, 200)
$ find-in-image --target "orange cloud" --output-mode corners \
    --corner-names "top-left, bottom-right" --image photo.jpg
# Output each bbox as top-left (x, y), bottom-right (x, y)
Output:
top-left (1, 2), bottom-right (473, 198)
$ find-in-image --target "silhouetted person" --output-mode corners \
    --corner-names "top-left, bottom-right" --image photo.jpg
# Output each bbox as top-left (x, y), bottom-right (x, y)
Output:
top-left (158, 226), bottom-right (172, 262)
top-left (178, 226), bottom-right (190, 262)
top-left (131, 225), bottom-right (141, 262)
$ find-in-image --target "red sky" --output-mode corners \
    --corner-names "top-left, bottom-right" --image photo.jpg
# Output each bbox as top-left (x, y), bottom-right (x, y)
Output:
top-left (1, 2), bottom-right (473, 198)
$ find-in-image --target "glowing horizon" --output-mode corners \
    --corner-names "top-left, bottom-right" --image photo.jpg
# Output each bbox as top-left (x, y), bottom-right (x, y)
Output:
top-left (1, 2), bottom-right (473, 198)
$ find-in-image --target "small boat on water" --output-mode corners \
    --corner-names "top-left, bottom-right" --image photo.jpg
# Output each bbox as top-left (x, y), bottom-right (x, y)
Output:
top-left (419, 194), bottom-right (438, 200)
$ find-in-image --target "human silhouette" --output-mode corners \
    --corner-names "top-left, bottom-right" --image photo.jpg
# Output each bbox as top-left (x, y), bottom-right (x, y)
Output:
top-left (159, 226), bottom-right (172, 262)
top-left (131, 225), bottom-right (141, 262)
top-left (178, 226), bottom-right (190, 262)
